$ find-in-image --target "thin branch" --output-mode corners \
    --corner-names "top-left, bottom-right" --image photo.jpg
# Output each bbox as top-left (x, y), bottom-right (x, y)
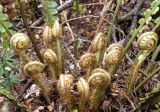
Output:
top-left (57, 0), bottom-right (74, 13)
top-left (118, 0), bottom-right (146, 22)
top-left (17, 0), bottom-right (44, 63)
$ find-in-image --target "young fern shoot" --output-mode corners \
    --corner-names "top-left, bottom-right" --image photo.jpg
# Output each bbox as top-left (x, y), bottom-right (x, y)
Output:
top-left (57, 74), bottom-right (74, 110)
top-left (90, 32), bottom-right (105, 66)
top-left (127, 32), bottom-right (158, 94)
top-left (10, 33), bottom-right (31, 63)
top-left (145, 17), bottom-right (160, 73)
top-left (43, 26), bottom-right (54, 49)
top-left (79, 53), bottom-right (96, 79)
top-left (44, 49), bottom-right (58, 79)
top-left (24, 61), bottom-right (50, 104)
top-left (110, 0), bottom-right (160, 76)
top-left (103, 43), bottom-right (123, 75)
top-left (88, 68), bottom-right (111, 111)
top-left (52, 21), bottom-right (63, 76)
top-left (76, 77), bottom-right (89, 111)
top-left (43, 26), bottom-right (57, 79)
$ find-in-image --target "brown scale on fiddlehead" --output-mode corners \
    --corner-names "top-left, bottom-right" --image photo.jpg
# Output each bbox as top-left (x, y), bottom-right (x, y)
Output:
top-left (10, 33), bottom-right (30, 62)
top-left (103, 43), bottom-right (123, 65)
top-left (44, 49), bottom-right (58, 64)
top-left (79, 53), bottom-right (95, 69)
top-left (24, 61), bottom-right (50, 103)
top-left (88, 68), bottom-right (111, 88)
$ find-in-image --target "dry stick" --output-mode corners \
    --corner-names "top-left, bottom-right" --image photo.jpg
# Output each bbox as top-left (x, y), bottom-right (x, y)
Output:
top-left (95, 0), bottom-right (113, 34)
top-left (17, 0), bottom-right (44, 63)
top-left (57, 0), bottom-right (74, 13)
top-left (100, 0), bottom-right (122, 67)
top-left (122, 16), bottom-right (137, 46)
top-left (62, 11), bottom-right (79, 68)
top-left (17, 79), bottom-right (33, 100)
top-left (117, 0), bottom-right (147, 22)
top-left (62, 11), bottom-right (75, 41)
top-left (29, 0), bottom-right (74, 28)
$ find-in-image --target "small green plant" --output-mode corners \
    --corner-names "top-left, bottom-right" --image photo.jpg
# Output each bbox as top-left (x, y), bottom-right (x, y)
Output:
top-left (72, 1), bottom-right (83, 17)
top-left (43, 0), bottom-right (59, 27)
top-left (0, 53), bottom-right (18, 90)
top-left (138, 86), bottom-right (160, 111)
top-left (0, 5), bottom-right (18, 90)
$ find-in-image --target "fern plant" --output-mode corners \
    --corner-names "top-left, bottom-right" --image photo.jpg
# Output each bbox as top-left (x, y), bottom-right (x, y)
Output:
top-left (110, 0), bottom-right (160, 76)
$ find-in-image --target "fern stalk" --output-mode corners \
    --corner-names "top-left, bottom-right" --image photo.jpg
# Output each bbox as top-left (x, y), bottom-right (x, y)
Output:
top-left (135, 66), bottom-right (160, 91)
top-left (127, 51), bottom-right (150, 93)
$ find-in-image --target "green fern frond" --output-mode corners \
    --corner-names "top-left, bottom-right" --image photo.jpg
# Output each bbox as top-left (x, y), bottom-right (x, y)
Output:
top-left (43, 0), bottom-right (59, 27)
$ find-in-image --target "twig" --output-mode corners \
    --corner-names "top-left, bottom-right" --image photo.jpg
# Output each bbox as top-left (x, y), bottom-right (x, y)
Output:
top-left (57, 0), bottom-right (74, 13)
top-left (29, 0), bottom-right (74, 28)
top-left (62, 11), bottom-right (75, 41)
top-left (17, 79), bottom-right (33, 100)
top-left (122, 16), bottom-right (137, 46)
top-left (30, 17), bottom-right (44, 28)
top-left (83, 2), bottom-right (103, 6)
top-left (95, 0), bottom-right (113, 33)
top-left (118, 0), bottom-right (146, 22)
top-left (123, 93), bottom-right (136, 110)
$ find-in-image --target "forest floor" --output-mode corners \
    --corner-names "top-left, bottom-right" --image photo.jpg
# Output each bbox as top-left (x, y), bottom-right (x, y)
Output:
top-left (0, 0), bottom-right (160, 112)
